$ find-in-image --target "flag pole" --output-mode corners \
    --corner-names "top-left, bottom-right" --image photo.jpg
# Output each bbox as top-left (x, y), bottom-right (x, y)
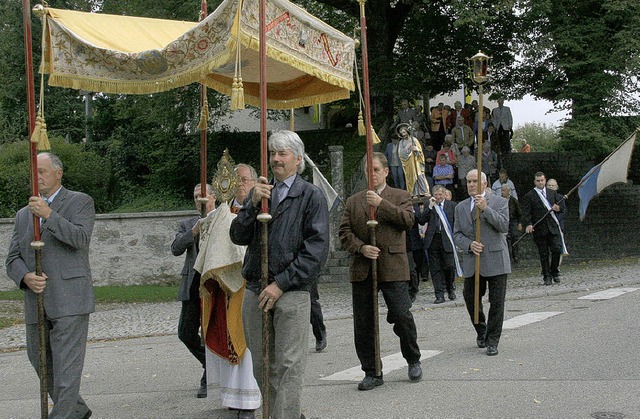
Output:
top-left (255, 0), bottom-right (272, 417)
top-left (513, 128), bottom-right (638, 246)
top-left (357, 0), bottom-right (381, 378)
top-left (23, 1), bottom-right (48, 417)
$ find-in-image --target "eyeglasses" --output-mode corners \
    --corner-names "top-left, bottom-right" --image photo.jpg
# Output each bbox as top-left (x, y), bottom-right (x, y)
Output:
top-left (239, 177), bottom-right (254, 184)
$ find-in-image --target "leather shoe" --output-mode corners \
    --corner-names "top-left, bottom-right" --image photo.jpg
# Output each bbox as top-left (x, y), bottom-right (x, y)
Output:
top-left (486, 345), bottom-right (499, 356)
top-left (543, 276), bottom-right (552, 286)
top-left (476, 336), bottom-right (486, 348)
top-left (358, 375), bottom-right (383, 391)
top-left (433, 297), bottom-right (445, 304)
top-left (448, 290), bottom-right (457, 301)
top-left (237, 410), bottom-right (255, 419)
top-left (315, 330), bottom-right (327, 352)
top-left (82, 409), bottom-right (92, 419)
top-left (408, 362), bottom-right (422, 382)
top-left (553, 276), bottom-right (561, 283)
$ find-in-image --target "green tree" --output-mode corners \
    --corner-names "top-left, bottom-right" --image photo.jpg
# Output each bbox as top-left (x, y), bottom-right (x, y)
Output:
top-left (512, 122), bottom-right (560, 152)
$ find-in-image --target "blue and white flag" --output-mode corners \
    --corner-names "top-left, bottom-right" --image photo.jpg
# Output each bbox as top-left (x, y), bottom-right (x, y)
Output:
top-left (578, 132), bottom-right (636, 220)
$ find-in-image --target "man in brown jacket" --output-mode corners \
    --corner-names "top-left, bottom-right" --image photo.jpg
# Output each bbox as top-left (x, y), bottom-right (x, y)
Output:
top-left (339, 152), bottom-right (422, 391)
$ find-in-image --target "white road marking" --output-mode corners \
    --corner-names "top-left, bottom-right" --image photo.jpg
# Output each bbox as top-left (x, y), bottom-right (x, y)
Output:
top-left (577, 288), bottom-right (639, 300)
top-left (320, 350), bottom-right (442, 382)
top-left (502, 312), bottom-right (563, 330)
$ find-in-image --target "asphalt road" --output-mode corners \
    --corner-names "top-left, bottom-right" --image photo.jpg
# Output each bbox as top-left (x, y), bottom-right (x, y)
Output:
top-left (1, 282), bottom-right (639, 418)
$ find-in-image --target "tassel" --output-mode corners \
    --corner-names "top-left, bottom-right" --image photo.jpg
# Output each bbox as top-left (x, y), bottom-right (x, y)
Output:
top-left (371, 127), bottom-right (381, 144)
top-left (357, 111), bottom-right (366, 136)
top-left (31, 113), bottom-right (51, 151)
top-left (231, 77), bottom-right (245, 110)
top-left (198, 103), bottom-right (209, 130)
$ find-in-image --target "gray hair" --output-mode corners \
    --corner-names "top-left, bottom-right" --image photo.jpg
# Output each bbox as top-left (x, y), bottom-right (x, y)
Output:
top-left (466, 169), bottom-right (487, 183)
top-left (461, 146), bottom-right (470, 153)
top-left (38, 152), bottom-right (63, 170)
top-left (235, 163), bottom-right (257, 180)
top-left (432, 184), bottom-right (447, 194)
top-left (269, 130), bottom-right (305, 173)
top-left (194, 183), bottom-right (214, 195)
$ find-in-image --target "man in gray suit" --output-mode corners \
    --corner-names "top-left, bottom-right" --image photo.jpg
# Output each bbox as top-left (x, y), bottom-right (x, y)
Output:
top-left (454, 169), bottom-right (511, 357)
top-left (170, 183), bottom-right (215, 398)
top-left (6, 152), bottom-right (95, 418)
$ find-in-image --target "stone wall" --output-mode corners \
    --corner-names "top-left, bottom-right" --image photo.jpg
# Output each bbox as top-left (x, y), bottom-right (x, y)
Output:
top-left (0, 211), bottom-right (195, 291)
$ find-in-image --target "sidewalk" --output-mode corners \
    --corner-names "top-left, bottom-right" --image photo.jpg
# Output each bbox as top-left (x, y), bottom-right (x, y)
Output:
top-left (1, 258), bottom-right (639, 351)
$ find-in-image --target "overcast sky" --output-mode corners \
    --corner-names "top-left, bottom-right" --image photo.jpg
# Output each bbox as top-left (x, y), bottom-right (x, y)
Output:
top-left (509, 95), bottom-right (569, 128)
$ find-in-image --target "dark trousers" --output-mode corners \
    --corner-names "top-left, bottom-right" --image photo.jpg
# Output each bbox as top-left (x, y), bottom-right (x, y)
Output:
top-left (310, 281), bottom-right (326, 342)
top-left (497, 126), bottom-right (511, 155)
top-left (26, 314), bottom-right (90, 419)
top-left (463, 274), bottom-right (507, 347)
top-left (507, 221), bottom-right (520, 261)
top-left (352, 275), bottom-right (421, 377)
top-left (534, 233), bottom-right (563, 277)
top-left (428, 234), bottom-right (455, 298)
top-left (178, 277), bottom-right (206, 369)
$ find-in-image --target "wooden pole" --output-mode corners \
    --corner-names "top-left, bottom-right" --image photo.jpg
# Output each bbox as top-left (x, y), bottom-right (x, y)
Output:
top-left (199, 0), bottom-right (209, 219)
top-left (22, 1), bottom-right (48, 416)
top-left (357, 0), bottom-right (381, 377)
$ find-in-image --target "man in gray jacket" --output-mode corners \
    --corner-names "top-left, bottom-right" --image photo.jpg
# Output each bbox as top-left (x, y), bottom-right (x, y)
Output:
top-left (454, 169), bottom-right (511, 357)
top-left (6, 152), bottom-right (95, 418)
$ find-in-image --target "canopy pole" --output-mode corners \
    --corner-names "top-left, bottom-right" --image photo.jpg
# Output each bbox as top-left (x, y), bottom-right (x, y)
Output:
top-left (256, 1), bottom-right (272, 418)
top-left (23, 1), bottom-right (48, 417)
top-left (198, 1), bottom-right (209, 218)
top-left (473, 85), bottom-right (485, 324)
top-left (357, 0), bottom-right (381, 378)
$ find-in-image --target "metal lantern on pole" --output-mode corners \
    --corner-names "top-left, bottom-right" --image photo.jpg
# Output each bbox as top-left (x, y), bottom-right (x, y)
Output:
top-left (467, 50), bottom-right (491, 324)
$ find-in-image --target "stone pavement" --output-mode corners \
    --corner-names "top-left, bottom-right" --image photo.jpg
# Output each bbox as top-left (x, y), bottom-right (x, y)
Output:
top-left (1, 258), bottom-right (639, 351)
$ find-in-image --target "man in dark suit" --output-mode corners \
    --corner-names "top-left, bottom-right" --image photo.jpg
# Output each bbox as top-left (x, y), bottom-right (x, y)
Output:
top-left (454, 169), bottom-right (511, 356)
top-left (416, 184), bottom-right (459, 304)
top-left (339, 152), bottom-right (422, 391)
top-left (521, 172), bottom-right (567, 285)
top-left (171, 183), bottom-right (215, 398)
top-left (6, 152), bottom-right (95, 418)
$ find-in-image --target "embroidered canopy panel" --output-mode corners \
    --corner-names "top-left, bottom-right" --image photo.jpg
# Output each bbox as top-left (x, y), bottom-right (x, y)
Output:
top-left (41, 0), bottom-right (355, 109)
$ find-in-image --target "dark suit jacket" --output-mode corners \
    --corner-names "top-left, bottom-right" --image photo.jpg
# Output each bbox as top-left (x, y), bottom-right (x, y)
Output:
top-left (171, 215), bottom-right (200, 301)
top-left (415, 200), bottom-right (457, 252)
top-left (6, 187), bottom-right (95, 324)
top-left (339, 185), bottom-right (414, 283)
top-left (454, 193), bottom-right (511, 277)
top-left (521, 187), bottom-right (565, 238)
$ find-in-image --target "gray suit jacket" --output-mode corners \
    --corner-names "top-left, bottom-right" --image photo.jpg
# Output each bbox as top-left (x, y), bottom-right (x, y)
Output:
top-left (453, 193), bottom-right (511, 278)
top-left (6, 187), bottom-right (95, 324)
top-left (170, 216), bottom-right (200, 301)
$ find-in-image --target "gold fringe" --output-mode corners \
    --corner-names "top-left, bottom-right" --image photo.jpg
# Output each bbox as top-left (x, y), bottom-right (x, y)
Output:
top-left (230, 76), bottom-right (245, 110)
top-left (32, 114), bottom-right (51, 151)
top-left (357, 111), bottom-right (366, 136)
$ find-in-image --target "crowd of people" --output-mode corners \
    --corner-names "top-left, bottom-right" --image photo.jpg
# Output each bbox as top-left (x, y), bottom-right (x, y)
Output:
top-left (5, 127), bottom-right (568, 417)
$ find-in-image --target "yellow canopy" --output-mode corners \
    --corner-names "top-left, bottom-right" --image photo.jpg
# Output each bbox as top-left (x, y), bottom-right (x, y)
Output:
top-left (41, 0), bottom-right (355, 109)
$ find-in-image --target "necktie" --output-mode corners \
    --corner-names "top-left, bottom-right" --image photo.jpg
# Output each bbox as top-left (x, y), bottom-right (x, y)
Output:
top-left (272, 182), bottom-right (286, 209)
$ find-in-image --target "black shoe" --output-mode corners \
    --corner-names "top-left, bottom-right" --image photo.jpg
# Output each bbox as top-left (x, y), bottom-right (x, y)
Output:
top-left (197, 373), bottom-right (207, 398)
top-left (408, 362), bottom-right (423, 382)
top-left (433, 297), bottom-right (445, 304)
top-left (82, 409), bottom-right (92, 419)
top-left (553, 276), bottom-right (561, 283)
top-left (358, 375), bottom-right (383, 391)
top-left (237, 410), bottom-right (255, 419)
top-left (476, 336), bottom-right (486, 348)
top-left (410, 293), bottom-right (417, 303)
top-left (315, 330), bottom-right (327, 352)
top-left (486, 345), bottom-right (499, 356)
top-left (448, 290), bottom-right (456, 301)
top-left (543, 276), bottom-right (552, 285)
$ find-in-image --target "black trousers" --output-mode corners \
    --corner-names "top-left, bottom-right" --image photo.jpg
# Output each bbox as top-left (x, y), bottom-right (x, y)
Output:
top-left (534, 233), bottom-right (563, 277)
top-left (507, 221), bottom-right (520, 261)
top-left (352, 275), bottom-right (421, 377)
top-left (178, 276), bottom-right (206, 369)
top-left (428, 233), bottom-right (455, 298)
top-left (310, 281), bottom-right (326, 342)
top-left (497, 126), bottom-right (511, 155)
top-left (463, 274), bottom-right (507, 347)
